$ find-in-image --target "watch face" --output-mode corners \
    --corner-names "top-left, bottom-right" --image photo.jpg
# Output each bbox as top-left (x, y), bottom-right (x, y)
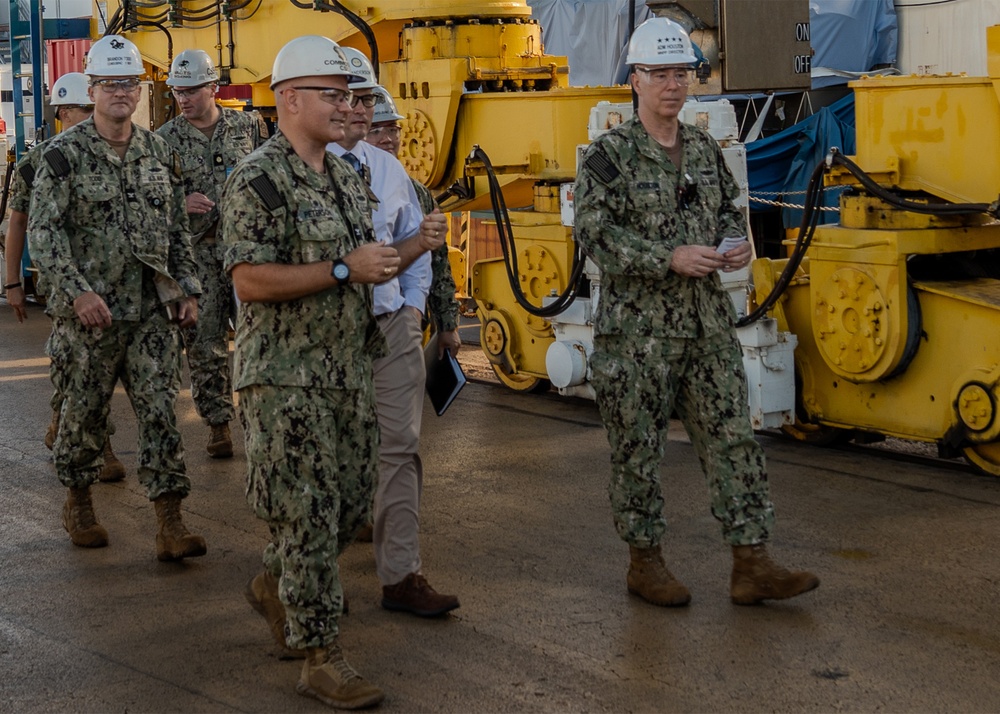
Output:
top-left (334, 263), bottom-right (350, 281)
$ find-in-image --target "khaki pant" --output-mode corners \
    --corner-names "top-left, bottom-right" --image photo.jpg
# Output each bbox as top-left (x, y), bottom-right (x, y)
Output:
top-left (371, 307), bottom-right (426, 586)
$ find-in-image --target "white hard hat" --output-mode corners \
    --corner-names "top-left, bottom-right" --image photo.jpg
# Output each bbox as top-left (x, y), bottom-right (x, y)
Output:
top-left (50, 72), bottom-right (93, 106)
top-left (85, 34), bottom-right (144, 77)
top-left (338, 47), bottom-right (378, 89)
top-left (270, 35), bottom-right (364, 89)
top-left (371, 85), bottom-right (404, 123)
top-left (626, 17), bottom-right (698, 66)
top-left (167, 49), bottom-right (219, 87)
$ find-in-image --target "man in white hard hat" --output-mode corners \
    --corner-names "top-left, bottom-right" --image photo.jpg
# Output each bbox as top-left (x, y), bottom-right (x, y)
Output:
top-left (365, 86), bottom-right (461, 359)
top-left (575, 17), bottom-right (819, 607)
top-left (28, 35), bottom-right (207, 561)
top-left (329, 49), bottom-right (457, 618)
top-left (3, 73), bottom-right (128, 483)
top-left (158, 48), bottom-right (268, 459)
top-left (222, 35), bottom-right (399, 709)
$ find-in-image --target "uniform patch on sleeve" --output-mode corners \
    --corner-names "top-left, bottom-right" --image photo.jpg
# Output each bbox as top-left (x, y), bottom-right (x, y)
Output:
top-left (584, 146), bottom-right (620, 185)
top-left (17, 163), bottom-right (35, 189)
top-left (248, 174), bottom-right (286, 212)
top-left (43, 148), bottom-right (71, 178)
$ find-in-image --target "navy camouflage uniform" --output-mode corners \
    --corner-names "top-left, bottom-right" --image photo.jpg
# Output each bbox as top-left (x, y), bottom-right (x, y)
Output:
top-left (222, 131), bottom-right (386, 650)
top-left (574, 115), bottom-right (775, 548)
top-left (11, 141), bottom-right (120, 438)
top-left (412, 179), bottom-right (459, 332)
top-left (157, 108), bottom-right (267, 426)
top-left (27, 118), bottom-right (201, 498)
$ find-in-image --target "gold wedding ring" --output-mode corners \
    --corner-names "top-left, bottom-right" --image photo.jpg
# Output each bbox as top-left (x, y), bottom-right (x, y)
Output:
top-left (384, 267), bottom-right (393, 275)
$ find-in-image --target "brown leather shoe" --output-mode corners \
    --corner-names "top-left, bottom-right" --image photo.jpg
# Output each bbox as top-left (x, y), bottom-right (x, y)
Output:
top-left (206, 423), bottom-right (233, 459)
top-left (731, 544), bottom-right (819, 605)
top-left (244, 571), bottom-right (306, 660)
top-left (62, 486), bottom-right (109, 548)
top-left (627, 545), bottom-right (691, 607)
top-left (382, 573), bottom-right (459, 617)
top-left (297, 643), bottom-right (384, 710)
top-left (354, 522), bottom-right (373, 543)
top-left (153, 492), bottom-right (207, 561)
top-left (97, 437), bottom-right (126, 483)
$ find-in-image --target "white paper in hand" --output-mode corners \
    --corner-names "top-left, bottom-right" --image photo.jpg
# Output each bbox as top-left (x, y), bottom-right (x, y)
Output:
top-left (716, 235), bottom-right (747, 254)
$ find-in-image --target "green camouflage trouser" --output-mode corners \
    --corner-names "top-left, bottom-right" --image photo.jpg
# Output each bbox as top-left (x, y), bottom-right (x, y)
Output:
top-left (239, 383), bottom-right (379, 649)
top-left (590, 329), bottom-right (775, 548)
top-left (182, 242), bottom-right (235, 426)
top-left (46, 332), bottom-right (116, 436)
top-left (47, 313), bottom-right (189, 498)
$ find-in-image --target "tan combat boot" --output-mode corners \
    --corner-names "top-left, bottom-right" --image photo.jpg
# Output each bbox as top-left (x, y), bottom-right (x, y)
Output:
top-left (44, 409), bottom-right (59, 450)
top-left (206, 423), bottom-right (233, 459)
top-left (730, 544), bottom-right (820, 605)
top-left (153, 492), bottom-right (207, 561)
top-left (626, 545), bottom-right (691, 607)
top-left (297, 643), bottom-right (385, 710)
top-left (97, 438), bottom-right (126, 483)
top-left (244, 571), bottom-right (305, 659)
top-left (62, 486), bottom-right (109, 548)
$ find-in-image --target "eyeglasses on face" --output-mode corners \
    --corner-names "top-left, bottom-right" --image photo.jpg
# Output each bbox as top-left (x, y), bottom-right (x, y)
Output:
top-left (171, 84), bottom-right (213, 98)
top-left (348, 93), bottom-right (379, 108)
top-left (367, 125), bottom-right (401, 138)
top-left (91, 78), bottom-right (142, 93)
top-left (289, 86), bottom-right (354, 106)
top-left (636, 67), bottom-right (693, 87)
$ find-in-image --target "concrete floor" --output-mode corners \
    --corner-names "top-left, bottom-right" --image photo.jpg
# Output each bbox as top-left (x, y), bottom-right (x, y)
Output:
top-left (3, 300), bottom-right (1000, 713)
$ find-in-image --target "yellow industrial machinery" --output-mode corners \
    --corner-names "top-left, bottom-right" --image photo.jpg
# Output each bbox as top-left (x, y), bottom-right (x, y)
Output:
top-left (749, 25), bottom-right (1000, 475)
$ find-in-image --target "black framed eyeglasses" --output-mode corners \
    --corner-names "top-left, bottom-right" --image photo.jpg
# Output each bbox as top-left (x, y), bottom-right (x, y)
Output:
top-left (348, 93), bottom-right (379, 108)
top-left (171, 84), bottom-right (215, 98)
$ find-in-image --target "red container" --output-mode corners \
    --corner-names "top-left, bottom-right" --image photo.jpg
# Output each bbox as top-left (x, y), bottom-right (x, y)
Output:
top-left (217, 84), bottom-right (252, 101)
top-left (47, 39), bottom-right (92, 83)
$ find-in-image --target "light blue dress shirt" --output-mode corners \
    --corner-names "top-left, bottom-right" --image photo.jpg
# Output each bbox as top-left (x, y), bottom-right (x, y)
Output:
top-left (328, 141), bottom-right (431, 315)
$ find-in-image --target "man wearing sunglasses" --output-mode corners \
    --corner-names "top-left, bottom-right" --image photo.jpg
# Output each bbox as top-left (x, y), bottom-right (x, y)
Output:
top-left (575, 18), bottom-right (818, 608)
top-left (27, 35), bottom-right (206, 561)
top-left (327, 49), bottom-right (458, 620)
top-left (157, 49), bottom-right (268, 460)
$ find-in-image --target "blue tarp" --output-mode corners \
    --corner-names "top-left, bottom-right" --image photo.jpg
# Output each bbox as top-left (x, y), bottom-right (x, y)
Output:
top-left (746, 93), bottom-right (856, 227)
top-left (810, 0), bottom-right (898, 89)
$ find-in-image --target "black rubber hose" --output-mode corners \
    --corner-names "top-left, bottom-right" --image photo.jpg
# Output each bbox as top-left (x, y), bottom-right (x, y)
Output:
top-left (471, 147), bottom-right (584, 318)
top-left (314, 0), bottom-right (379, 77)
top-left (831, 151), bottom-right (992, 216)
top-left (736, 157), bottom-right (826, 327)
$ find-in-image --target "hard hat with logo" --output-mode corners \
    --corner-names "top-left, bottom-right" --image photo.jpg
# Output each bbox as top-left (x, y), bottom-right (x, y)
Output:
top-left (85, 34), bottom-right (144, 77)
top-left (371, 85), bottom-right (404, 123)
top-left (50, 72), bottom-right (93, 106)
top-left (338, 47), bottom-right (378, 89)
top-left (270, 35), bottom-right (364, 89)
top-left (167, 49), bottom-right (219, 87)
top-left (626, 17), bottom-right (698, 66)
